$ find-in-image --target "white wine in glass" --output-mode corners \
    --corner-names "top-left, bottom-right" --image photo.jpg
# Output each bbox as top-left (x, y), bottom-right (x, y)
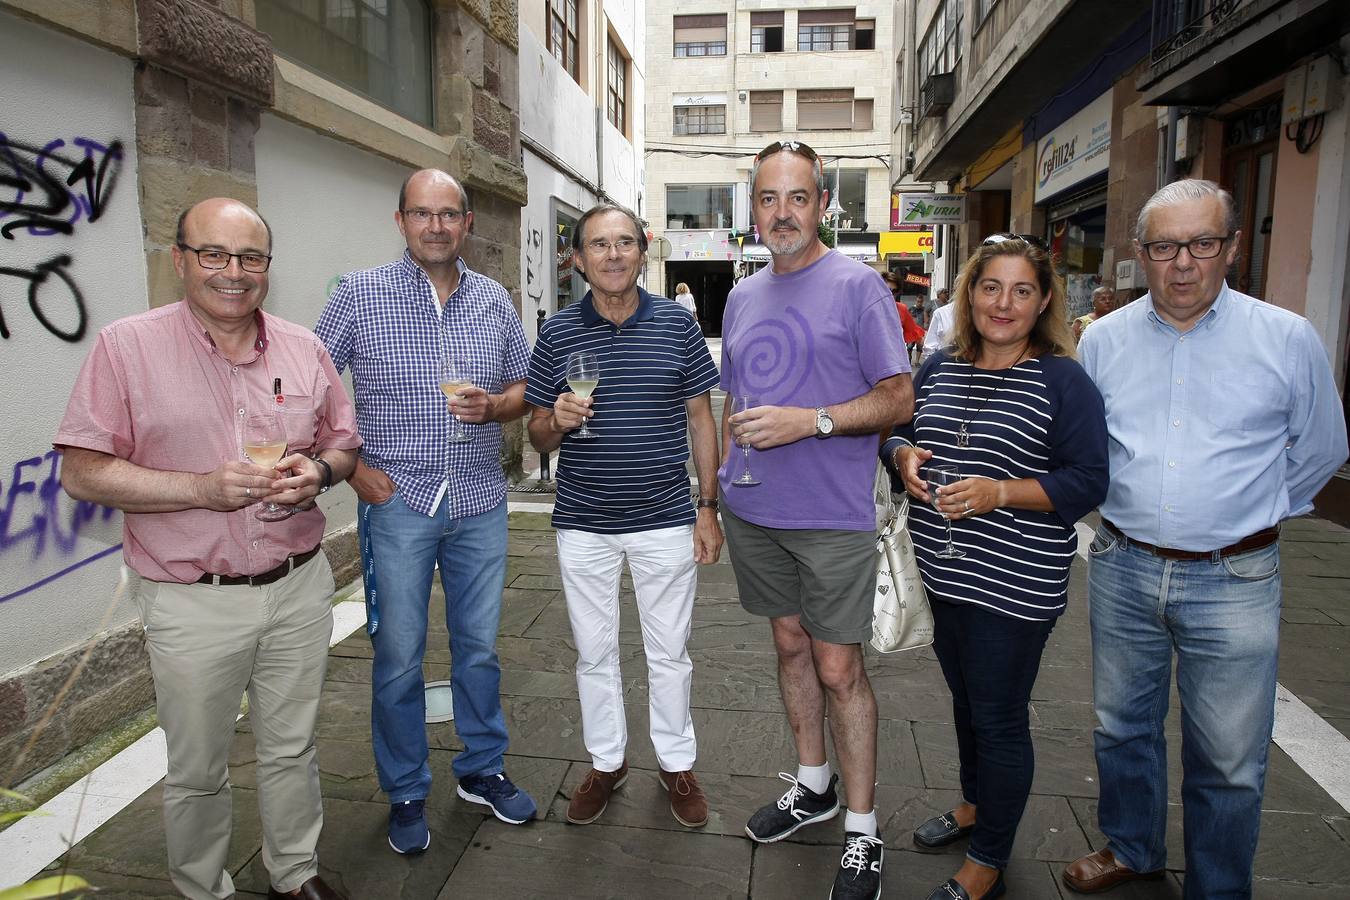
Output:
top-left (439, 355), bottom-right (474, 444)
top-left (244, 410), bottom-right (292, 522)
top-left (566, 351), bottom-right (600, 439)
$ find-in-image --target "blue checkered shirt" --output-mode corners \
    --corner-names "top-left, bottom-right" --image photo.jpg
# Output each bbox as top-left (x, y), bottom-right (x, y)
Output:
top-left (315, 251), bottom-right (530, 518)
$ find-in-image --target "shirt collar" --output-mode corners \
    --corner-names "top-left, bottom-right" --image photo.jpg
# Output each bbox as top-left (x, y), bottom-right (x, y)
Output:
top-left (1144, 280), bottom-right (1230, 335)
top-left (578, 286), bottom-right (655, 328)
top-left (180, 301), bottom-right (268, 360)
top-left (398, 249), bottom-right (470, 291)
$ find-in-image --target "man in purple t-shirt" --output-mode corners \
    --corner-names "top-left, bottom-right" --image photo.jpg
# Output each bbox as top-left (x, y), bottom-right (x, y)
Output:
top-left (720, 141), bottom-right (912, 900)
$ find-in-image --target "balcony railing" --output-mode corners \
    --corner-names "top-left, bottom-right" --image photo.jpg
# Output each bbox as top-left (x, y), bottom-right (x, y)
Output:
top-left (1148, 0), bottom-right (1253, 67)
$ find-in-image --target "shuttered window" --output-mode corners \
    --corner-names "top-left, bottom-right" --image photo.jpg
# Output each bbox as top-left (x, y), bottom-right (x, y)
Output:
top-left (674, 14), bottom-right (727, 57)
top-left (749, 91), bottom-right (783, 132)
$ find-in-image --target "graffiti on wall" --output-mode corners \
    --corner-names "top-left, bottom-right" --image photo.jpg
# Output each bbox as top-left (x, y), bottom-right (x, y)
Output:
top-left (0, 132), bottom-right (125, 344)
top-left (524, 221), bottom-right (545, 309)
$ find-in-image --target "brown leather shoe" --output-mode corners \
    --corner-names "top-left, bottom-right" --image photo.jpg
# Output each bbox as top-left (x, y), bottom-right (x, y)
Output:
top-left (658, 768), bottom-right (709, 827)
top-left (267, 875), bottom-right (346, 899)
top-left (566, 762), bottom-right (628, 824)
top-left (1062, 848), bottom-right (1165, 893)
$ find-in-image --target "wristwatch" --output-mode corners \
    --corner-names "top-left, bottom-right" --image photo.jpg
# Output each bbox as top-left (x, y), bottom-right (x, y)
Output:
top-left (312, 454), bottom-right (333, 494)
top-left (814, 407), bottom-right (835, 439)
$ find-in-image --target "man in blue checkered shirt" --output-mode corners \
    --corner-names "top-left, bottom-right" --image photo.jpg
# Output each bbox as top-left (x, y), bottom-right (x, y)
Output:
top-left (314, 169), bottom-right (535, 855)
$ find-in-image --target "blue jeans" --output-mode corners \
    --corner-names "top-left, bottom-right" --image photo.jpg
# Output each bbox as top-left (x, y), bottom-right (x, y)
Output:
top-left (1088, 526), bottom-right (1281, 900)
top-left (361, 492), bottom-right (509, 802)
top-left (930, 598), bottom-right (1054, 870)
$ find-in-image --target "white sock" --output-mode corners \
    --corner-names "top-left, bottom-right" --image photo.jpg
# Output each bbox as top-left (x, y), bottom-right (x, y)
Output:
top-left (844, 808), bottom-right (878, 837)
top-left (796, 762), bottom-right (830, 795)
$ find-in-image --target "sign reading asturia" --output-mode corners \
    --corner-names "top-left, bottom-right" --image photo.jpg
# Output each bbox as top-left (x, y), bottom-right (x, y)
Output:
top-left (891, 192), bottom-right (966, 227)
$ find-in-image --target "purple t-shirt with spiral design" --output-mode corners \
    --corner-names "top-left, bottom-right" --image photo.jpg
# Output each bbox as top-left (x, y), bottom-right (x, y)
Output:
top-left (719, 249), bottom-right (910, 530)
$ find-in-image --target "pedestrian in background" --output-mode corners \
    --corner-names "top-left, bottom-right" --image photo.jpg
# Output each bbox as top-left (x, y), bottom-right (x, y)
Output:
top-left (315, 168), bottom-right (536, 856)
top-left (1072, 285), bottom-right (1115, 342)
top-left (673, 280), bottom-right (699, 323)
top-left (881, 271), bottom-right (926, 364)
top-left (883, 234), bottom-right (1108, 900)
top-left (721, 139), bottom-right (913, 900)
top-left (921, 288), bottom-right (954, 363)
top-left (525, 202), bottom-right (722, 830)
top-left (1064, 179), bottom-right (1347, 897)
top-left (57, 198), bottom-right (360, 900)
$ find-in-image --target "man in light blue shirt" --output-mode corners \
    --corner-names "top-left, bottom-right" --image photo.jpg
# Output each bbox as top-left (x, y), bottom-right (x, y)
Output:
top-left (1063, 180), bottom-right (1347, 899)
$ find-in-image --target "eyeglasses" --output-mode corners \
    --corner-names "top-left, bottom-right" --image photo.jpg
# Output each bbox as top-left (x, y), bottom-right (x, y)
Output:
top-left (1138, 234), bottom-right (1231, 261)
top-left (583, 238), bottom-right (641, 256)
top-left (754, 139), bottom-right (825, 176)
top-left (983, 232), bottom-right (1049, 251)
top-left (402, 208), bottom-right (466, 225)
top-left (178, 244), bottom-right (272, 273)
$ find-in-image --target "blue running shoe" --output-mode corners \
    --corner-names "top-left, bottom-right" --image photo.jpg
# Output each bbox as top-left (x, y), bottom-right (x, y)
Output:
top-left (388, 799), bottom-right (430, 854)
top-left (456, 772), bottom-right (537, 824)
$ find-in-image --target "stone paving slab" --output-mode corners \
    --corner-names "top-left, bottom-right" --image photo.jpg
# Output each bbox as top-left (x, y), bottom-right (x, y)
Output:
top-left (32, 511), bottom-right (1350, 898)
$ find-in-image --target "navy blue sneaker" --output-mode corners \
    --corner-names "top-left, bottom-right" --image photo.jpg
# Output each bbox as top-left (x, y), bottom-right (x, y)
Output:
top-left (456, 771), bottom-right (537, 824)
top-left (388, 799), bottom-right (430, 854)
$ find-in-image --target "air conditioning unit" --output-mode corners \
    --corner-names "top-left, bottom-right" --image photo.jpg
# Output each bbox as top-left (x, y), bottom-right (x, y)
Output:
top-left (919, 73), bottom-right (954, 119)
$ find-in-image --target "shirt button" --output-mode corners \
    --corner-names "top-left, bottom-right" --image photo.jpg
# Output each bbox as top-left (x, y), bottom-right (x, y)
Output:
top-left (238, 408), bottom-right (245, 416)
top-left (232, 366), bottom-right (239, 374)
top-left (251, 540), bottom-right (259, 549)
top-left (1165, 505), bottom-right (1172, 512)
top-left (1173, 419), bottom-right (1182, 427)
top-left (1168, 461), bottom-right (1176, 468)
top-left (1176, 378), bottom-right (1183, 385)
top-left (1179, 337), bottom-right (1185, 342)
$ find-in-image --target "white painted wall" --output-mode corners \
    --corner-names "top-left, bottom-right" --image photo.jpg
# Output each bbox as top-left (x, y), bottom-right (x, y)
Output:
top-left (0, 12), bottom-right (146, 673)
top-left (519, 22), bottom-right (600, 183)
top-left (254, 114), bottom-right (410, 530)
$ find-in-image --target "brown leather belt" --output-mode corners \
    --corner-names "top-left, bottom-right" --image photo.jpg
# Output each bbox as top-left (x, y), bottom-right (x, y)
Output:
top-left (1101, 519), bottom-right (1278, 561)
top-left (197, 545), bottom-right (321, 587)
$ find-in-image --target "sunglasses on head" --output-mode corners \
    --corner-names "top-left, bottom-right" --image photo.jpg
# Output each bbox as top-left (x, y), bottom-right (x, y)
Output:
top-left (755, 140), bottom-right (825, 176)
top-left (983, 232), bottom-right (1049, 251)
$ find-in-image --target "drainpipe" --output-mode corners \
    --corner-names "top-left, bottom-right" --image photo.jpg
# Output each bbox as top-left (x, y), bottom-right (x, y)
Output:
top-left (1163, 106), bottom-right (1179, 185)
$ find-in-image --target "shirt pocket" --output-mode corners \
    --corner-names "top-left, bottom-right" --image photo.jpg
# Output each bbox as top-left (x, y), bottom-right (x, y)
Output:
top-left (278, 393), bottom-right (318, 451)
top-left (1202, 370), bottom-right (1284, 432)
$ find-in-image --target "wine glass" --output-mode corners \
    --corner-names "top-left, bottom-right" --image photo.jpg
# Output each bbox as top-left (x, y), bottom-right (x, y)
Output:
top-left (244, 410), bottom-right (292, 522)
top-left (730, 394), bottom-right (761, 487)
top-left (566, 351), bottom-right (601, 440)
top-left (439, 355), bottom-right (474, 444)
top-left (928, 463), bottom-right (965, 559)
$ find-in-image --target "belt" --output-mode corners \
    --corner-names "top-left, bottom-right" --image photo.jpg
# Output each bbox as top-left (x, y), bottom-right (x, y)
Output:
top-left (1101, 519), bottom-right (1279, 561)
top-left (196, 545), bottom-right (321, 587)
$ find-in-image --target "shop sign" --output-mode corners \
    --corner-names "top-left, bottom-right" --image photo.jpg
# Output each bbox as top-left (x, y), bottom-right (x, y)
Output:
top-left (1035, 90), bottom-right (1112, 202)
top-left (878, 230), bottom-right (934, 256)
top-left (673, 92), bottom-right (727, 107)
top-left (904, 272), bottom-right (931, 288)
top-left (892, 193), bottom-right (965, 227)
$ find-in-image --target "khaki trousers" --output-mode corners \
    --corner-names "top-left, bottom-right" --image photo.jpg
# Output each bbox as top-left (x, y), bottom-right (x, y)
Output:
top-left (139, 553), bottom-right (335, 899)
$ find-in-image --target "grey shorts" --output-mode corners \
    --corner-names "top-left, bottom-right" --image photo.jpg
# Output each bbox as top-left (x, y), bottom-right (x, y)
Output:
top-left (722, 505), bottom-right (879, 645)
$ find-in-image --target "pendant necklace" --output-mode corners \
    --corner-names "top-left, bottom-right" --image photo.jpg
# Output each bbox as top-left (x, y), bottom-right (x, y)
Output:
top-left (956, 347), bottom-right (1028, 449)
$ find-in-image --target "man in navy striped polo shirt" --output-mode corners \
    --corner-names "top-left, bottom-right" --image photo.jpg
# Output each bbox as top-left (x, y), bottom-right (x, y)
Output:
top-left (525, 202), bottom-right (722, 829)
top-left (315, 169), bottom-right (536, 856)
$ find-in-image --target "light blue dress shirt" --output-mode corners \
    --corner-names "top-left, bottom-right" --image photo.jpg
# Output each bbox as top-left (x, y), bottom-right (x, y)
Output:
top-left (1078, 283), bottom-right (1347, 551)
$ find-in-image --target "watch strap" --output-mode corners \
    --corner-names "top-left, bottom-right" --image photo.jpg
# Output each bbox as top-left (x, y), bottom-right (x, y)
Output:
top-left (312, 454), bottom-right (334, 493)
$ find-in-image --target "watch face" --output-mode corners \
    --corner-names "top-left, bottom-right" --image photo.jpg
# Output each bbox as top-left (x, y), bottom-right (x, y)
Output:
top-left (817, 410), bottom-right (834, 435)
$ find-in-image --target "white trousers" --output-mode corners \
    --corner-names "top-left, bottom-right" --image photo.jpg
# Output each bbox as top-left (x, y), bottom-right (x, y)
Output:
top-left (556, 525), bottom-right (699, 772)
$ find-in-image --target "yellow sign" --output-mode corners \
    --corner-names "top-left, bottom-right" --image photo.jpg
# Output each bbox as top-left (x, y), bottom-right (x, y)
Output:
top-left (878, 231), bottom-right (934, 256)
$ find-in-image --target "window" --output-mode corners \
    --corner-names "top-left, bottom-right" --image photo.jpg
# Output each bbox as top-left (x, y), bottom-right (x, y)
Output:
top-left (751, 11), bottom-right (784, 52)
top-left (674, 14), bottom-right (727, 57)
top-left (666, 185), bottom-right (734, 229)
top-left (607, 38), bottom-right (628, 132)
top-left (830, 170), bottom-right (868, 230)
top-left (749, 91), bottom-right (783, 132)
top-left (797, 89), bottom-right (871, 131)
top-left (975, 0), bottom-right (999, 27)
top-left (674, 105), bottom-right (726, 135)
top-left (547, 0), bottom-right (580, 82)
top-left (797, 9), bottom-right (874, 51)
top-left (255, 0), bottom-right (433, 125)
top-left (555, 206), bottom-right (582, 310)
top-left (918, 1), bottom-right (963, 78)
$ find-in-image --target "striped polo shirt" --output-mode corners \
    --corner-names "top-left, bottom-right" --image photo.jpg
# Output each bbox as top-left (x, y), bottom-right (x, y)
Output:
top-left (883, 352), bottom-right (1108, 621)
top-left (524, 288), bottom-right (720, 534)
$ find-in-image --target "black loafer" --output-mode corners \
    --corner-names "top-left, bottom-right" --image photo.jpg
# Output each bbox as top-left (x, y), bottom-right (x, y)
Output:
top-left (913, 810), bottom-right (975, 850)
top-left (925, 873), bottom-right (1006, 900)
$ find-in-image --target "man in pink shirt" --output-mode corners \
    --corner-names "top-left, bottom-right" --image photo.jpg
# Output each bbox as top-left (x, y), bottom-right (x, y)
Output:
top-left (56, 198), bottom-right (360, 900)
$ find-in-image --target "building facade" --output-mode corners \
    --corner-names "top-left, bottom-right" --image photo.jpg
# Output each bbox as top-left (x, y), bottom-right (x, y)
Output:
top-left (518, 0), bottom-right (646, 342)
top-left (645, 0), bottom-right (900, 333)
top-left (891, 0), bottom-right (1350, 508)
top-left (0, 0), bottom-right (525, 790)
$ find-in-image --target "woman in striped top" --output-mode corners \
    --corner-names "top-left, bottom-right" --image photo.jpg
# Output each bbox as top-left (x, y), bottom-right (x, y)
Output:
top-left (881, 235), bottom-right (1108, 900)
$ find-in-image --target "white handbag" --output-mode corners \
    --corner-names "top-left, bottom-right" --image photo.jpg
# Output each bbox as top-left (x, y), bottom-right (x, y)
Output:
top-left (871, 462), bottom-right (934, 653)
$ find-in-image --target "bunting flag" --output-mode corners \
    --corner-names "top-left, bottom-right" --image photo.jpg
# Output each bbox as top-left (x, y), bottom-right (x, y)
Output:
top-left (737, 236), bottom-right (744, 248)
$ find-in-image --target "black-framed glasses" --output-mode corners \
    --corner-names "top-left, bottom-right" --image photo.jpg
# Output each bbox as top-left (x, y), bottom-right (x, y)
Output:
top-left (1138, 234), bottom-right (1231, 261)
top-left (983, 232), bottom-right (1049, 251)
top-left (401, 208), bottom-right (466, 225)
top-left (755, 139), bottom-right (825, 175)
top-left (178, 243), bottom-right (272, 273)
